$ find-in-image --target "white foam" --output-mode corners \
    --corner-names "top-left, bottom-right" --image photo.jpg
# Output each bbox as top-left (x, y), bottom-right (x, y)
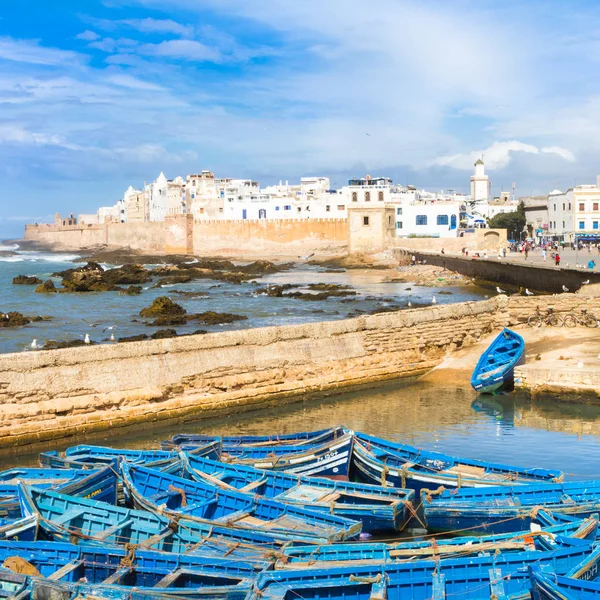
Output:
top-left (0, 251), bottom-right (80, 263)
top-left (0, 243), bottom-right (19, 252)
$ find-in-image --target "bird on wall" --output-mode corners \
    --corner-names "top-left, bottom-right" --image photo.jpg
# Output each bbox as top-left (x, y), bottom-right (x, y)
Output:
top-left (30, 339), bottom-right (40, 350)
top-left (582, 280), bottom-right (590, 285)
top-left (525, 289), bottom-right (534, 296)
top-left (562, 285), bottom-right (569, 292)
top-left (496, 286), bottom-right (506, 294)
top-left (84, 334), bottom-right (91, 344)
top-left (432, 295), bottom-right (437, 304)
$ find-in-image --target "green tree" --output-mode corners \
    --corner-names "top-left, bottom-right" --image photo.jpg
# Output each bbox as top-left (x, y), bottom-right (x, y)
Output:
top-left (488, 201), bottom-right (526, 239)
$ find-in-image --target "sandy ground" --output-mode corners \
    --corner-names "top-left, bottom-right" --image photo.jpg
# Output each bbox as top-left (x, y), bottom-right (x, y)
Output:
top-left (421, 326), bottom-right (600, 387)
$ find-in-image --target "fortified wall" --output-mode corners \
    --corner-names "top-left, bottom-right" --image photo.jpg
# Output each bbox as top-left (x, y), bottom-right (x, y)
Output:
top-left (0, 297), bottom-right (508, 455)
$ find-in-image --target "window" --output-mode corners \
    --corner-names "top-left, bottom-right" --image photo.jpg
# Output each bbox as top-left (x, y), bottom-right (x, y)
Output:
top-left (416, 215), bottom-right (427, 225)
top-left (569, 203), bottom-right (571, 210)
top-left (396, 207), bottom-right (402, 215)
top-left (594, 203), bottom-right (599, 211)
top-left (579, 221), bottom-right (585, 229)
top-left (352, 192), bottom-right (358, 202)
top-left (275, 206), bottom-right (280, 211)
top-left (595, 221), bottom-right (599, 230)
top-left (337, 205), bottom-right (345, 211)
top-left (284, 205), bottom-right (291, 210)
top-left (562, 203), bottom-right (565, 210)
top-left (326, 205), bottom-right (331, 212)
top-left (396, 221), bottom-right (403, 229)
top-left (437, 215), bottom-right (449, 225)
top-left (297, 207), bottom-right (301, 212)
top-left (363, 216), bottom-right (370, 226)
top-left (365, 191), bottom-right (371, 202)
top-left (579, 203), bottom-right (585, 211)
top-left (562, 221), bottom-right (565, 228)
top-left (378, 191), bottom-right (384, 201)
top-left (388, 216), bottom-right (392, 226)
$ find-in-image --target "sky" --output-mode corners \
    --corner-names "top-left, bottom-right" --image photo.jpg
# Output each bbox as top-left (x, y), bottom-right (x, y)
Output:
top-left (0, 0), bottom-right (599, 238)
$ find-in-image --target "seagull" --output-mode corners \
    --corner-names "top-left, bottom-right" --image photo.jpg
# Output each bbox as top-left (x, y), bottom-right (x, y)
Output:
top-left (582, 280), bottom-right (590, 285)
top-left (299, 253), bottom-right (315, 260)
top-left (110, 333), bottom-right (115, 342)
top-left (562, 285), bottom-right (569, 292)
top-left (103, 325), bottom-right (117, 333)
top-left (84, 334), bottom-right (91, 345)
top-left (431, 295), bottom-right (437, 304)
top-left (30, 339), bottom-right (40, 350)
top-left (525, 288), bottom-right (534, 296)
top-left (365, 132), bottom-right (371, 137)
top-left (82, 319), bottom-right (100, 328)
top-left (496, 286), bottom-right (506, 294)
top-left (407, 301), bottom-right (412, 307)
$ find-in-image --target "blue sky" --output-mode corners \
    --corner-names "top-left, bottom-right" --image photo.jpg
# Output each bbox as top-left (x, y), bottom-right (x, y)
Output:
top-left (0, 0), bottom-right (599, 238)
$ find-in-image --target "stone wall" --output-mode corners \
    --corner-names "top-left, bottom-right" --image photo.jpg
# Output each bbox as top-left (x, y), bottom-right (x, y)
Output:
top-left (0, 297), bottom-right (507, 454)
top-left (192, 218), bottom-right (347, 256)
top-left (506, 294), bottom-right (600, 325)
top-left (394, 229), bottom-right (508, 253)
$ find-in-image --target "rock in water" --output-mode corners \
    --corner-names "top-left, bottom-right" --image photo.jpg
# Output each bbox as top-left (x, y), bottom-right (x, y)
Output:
top-left (120, 285), bottom-right (143, 296)
top-left (140, 296), bottom-right (186, 318)
top-left (12, 275), bottom-right (42, 285)
top-left (192, 311), bottom-right (248, 325)
top-left (35, 280), bottom-right (58, 294)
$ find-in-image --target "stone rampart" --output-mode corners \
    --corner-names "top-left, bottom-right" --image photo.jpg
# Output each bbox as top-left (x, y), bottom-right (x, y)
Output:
top-left (0, 297), bottom-right (508, 454)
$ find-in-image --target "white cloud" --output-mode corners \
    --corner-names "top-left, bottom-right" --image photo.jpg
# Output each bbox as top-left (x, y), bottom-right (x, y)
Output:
top-left (106, 74), bottom-right (165, 91)
top-left (137, 39), bottom-right (220, 62)
top-left (0, 124), bottom-right (64, 145)
top-left (76, 30), bottom-right (100, 42)
top-left (0, 37), bottom-right (83, 66)
top-left (434, 141), bottom-right (576, 170)
top-left (119, 18), bottom-right (194, 38)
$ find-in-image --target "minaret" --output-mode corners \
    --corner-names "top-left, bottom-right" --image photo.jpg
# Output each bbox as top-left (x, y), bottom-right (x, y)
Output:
top-left (470, 158), bottom-right (489, 203)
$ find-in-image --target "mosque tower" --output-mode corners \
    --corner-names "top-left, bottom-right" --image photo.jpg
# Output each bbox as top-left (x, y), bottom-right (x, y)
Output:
top-left (470, 158), bottom-right (489, 204)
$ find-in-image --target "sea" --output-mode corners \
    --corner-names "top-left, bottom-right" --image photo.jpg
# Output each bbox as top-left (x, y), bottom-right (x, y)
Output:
top-left (0, 243), bottom-right (489, 355)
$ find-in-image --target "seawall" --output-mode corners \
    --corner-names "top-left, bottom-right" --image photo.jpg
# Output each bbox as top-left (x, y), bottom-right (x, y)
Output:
top-left (0, 297), bottom-right (508, 455)
top-left (400, 250), bottom-right (600, 293)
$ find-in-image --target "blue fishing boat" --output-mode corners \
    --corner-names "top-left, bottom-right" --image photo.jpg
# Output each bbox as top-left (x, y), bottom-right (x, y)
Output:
top-left (162, 426), bottom-right (345, 451)
top-left (0, 515), bottom-right (38, 541)
top-left (123, 463), bottom-right (361, 543)
top-left (422, 479), bottom-right (600, 534)
top-left (471, 327), bottom-right (525, 394)
top-left (0, 466), bottom-right (118, 519)
top-left (222, 433), bottom-right (354, 480)
top-left (183, 453), bottom-right (413, 533)
top-left (248, 540), bottom-right (594, 600)
top-left (39, 440), bottom-right (220, 470)
top-left (278, 512), bottom-right (598, 567)
top-left (351, 430), bottom-right (562, 495)
top-left (18, 484), bottom-right (289, 563)
top-left (0, 540), bottom-right (261, 599)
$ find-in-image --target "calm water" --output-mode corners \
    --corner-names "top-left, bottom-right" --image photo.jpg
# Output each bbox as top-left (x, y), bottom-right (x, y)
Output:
top-left (6, 378), bottom-right (600, 480)
top-left (0, 244), bottom-right (488, 355)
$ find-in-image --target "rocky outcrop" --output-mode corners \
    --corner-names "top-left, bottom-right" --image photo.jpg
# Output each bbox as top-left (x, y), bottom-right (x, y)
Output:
top-left (12, 276), bottom-right (42, 285)
top-left (192, 312), bottom-right (248, 325)
top-left (34, 280), bottom-right (58, 294)
top-left (0, 312), bottom-right (50, 328)
top-left (255, 283), bottom-right (356, 301)
top-left (140, 296), bottom-right (187, 326)
top-left (120, 285), bottom-right (143, 296)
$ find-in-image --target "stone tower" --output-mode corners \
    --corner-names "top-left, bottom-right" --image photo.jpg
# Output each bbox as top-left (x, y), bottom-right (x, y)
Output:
top-left (470, 158), bottom-right (489, 203)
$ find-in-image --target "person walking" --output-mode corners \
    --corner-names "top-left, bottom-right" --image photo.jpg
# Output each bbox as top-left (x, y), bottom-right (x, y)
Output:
top-left (541, 248), bottom-right (547, 261)
top-left (555, 252), bottom-right (561, 267)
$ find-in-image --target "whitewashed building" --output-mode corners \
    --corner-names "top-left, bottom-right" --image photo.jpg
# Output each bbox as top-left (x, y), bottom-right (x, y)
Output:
top-left (547, 189), bottom-right (574, 241)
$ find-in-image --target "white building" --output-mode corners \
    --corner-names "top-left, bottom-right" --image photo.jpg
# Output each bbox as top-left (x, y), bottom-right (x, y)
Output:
top-left (392, 199), bottom-right (460, 238)
top-left (166, 176), bottom-right (186, 216)
top-left (147, 172), bottom-right (169, 222)
top-left (573, 180), bottom-right (600, 243)
top-left (547, 189), bottom-right (574, 241)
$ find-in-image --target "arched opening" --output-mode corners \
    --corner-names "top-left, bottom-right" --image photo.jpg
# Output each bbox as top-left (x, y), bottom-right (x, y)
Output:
top-left (258, 209), bottom-right (267, 219)
top-left (365, 191), bottom-right (371, 202)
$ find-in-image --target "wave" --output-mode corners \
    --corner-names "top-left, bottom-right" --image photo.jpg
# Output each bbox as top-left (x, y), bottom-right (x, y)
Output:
top-left (0, 251), bottom-right (80, 263)
top-left (0, 243), bottom-right (19, 252)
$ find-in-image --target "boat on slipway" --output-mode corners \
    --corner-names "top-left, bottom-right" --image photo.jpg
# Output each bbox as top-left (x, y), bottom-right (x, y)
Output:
top-left (248, 538), bottom-right (595, 600)
top-left (18, 485), bottom-right (288, 564)
top-left (278, 512), bottom-right (599, 567)
top-left (0, 539), bottom-right (261, 599)
top-left (351, 430), bottom-right (562, 495)
top-left (162, 426), bottom-right (345, 451)
top-left (471, 327), bottom-right (525, 394)
top-left (422, 479), bottom-right (600, 534)
top-left (122, 463), bottom-right (361, 544)
top-left (182, 453), bottom-right (413, 533)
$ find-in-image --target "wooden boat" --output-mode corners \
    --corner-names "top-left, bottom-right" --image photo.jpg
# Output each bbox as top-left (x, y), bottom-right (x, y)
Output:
top-left (248, 540), bottom-right (595, 600)
top-left (278, 512), bottom-right (599, 567)
top-left (18, 484), bottom-right (288, 563)
top-left (39, 440), bottom-right (220, 470)
top-left (222, 433), bottom-right (354, 480)
top-left (422, 479), bottom-right (600, 534)
top-left (0, 515), bottom-right (38, 541)
top-left (0, 540), bottom-right (261, 599)
top-left (529, 548), bottom-right (600, 599)
top-left (182, 453), bottom-right (413, 533)
top-left (471, 328), bottom-right (525, 394)
top-left (351, 431), bottom-right (563, 495)
top-left (162, 426), bottom-right (345, 451)
top-left (123, 463), bottom-right (361, 543)
top-left (0, 466), bottom-right (118, 519)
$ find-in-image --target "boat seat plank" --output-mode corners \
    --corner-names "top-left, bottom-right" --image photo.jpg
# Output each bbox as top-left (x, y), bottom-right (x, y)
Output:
top-left (102, 566), bottom-right (131, 585)
top-left (53, 509), bottom-right (86, 526)
top-left (138, 527), bottom-right (175, 549)
top-left (217, 510), bottom-right (254, 525)
top-left (47, 560), bottom-right (83, 581)
top-left (95, 518), bottom-right (133, 540)
top-left (153, 568), bottom-right (182, 588)
top-left (193, 471), bottom-right (236, 491)
top-left (239, 479), bottom-right (267, 493)
top-left (444, 465), bottom-right (487, 477)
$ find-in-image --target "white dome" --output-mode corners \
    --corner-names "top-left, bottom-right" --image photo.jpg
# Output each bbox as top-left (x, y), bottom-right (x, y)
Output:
top-left (548, 189), bottom-right (563, 195)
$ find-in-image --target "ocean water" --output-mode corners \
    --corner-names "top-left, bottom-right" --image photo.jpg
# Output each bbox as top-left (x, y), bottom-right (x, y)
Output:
top-left (0, 245), bottom-right (490, 355)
